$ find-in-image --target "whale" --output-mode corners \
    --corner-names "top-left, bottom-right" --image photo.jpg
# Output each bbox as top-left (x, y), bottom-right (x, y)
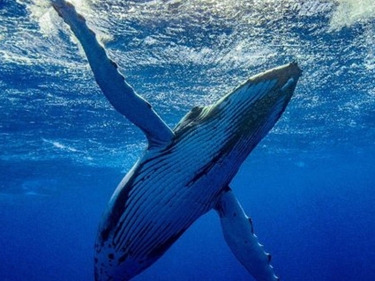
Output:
top-left (51, 1), bottom-right (302, 281)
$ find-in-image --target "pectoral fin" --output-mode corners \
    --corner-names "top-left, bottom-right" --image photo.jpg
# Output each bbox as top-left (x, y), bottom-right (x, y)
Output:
top-left (215, 187), bottom-right (278, 281)
top-left (51, 0), bottom-right (174, 147)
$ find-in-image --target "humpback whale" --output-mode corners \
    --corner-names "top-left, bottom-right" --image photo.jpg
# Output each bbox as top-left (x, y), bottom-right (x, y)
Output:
top-left (51, 1), bottom-right (301, 280)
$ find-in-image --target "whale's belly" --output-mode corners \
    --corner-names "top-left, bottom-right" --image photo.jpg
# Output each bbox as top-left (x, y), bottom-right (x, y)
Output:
top-left (94, 152), bottom-right (231, 281)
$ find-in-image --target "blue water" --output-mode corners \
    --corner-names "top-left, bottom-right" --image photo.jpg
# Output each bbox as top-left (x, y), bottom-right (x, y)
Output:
top-left (1, 1), bottom-right (375, 280)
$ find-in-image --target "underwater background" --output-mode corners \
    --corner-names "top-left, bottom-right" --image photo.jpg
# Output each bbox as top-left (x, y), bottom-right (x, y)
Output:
top-left (1, 0), bottom-right (375, 280)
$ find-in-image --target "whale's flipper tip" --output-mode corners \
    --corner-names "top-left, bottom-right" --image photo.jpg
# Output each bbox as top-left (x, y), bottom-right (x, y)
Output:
top-left (51, 0), bottom-right (174, 147)
top-left (215, 188), bottom-right (279, 281)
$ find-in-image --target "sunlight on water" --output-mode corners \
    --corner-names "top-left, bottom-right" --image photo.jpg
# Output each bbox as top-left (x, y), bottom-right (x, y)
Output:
top-left (330, 0), bottom-right (375, 30)
top-left (363, 27), bottom-right (375, 70)
top-left (18, 0), bottom-right (102, 38)
top-left (1, 0), bottom-right (375, 167)
top-left (42, 138), bottom-right (79, 152)
top-left (17, 0), bottom-right (56, 37)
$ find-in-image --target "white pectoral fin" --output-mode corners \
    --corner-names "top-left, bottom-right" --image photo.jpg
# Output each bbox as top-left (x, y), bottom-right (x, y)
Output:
top-left (51, 0), bottom-right (174, 147)
top-left (215, 187), bottom-right (278, 281)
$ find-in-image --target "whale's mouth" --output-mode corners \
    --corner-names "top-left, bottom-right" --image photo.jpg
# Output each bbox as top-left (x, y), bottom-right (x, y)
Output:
top-left (217, 62), bottom-right (302, 113)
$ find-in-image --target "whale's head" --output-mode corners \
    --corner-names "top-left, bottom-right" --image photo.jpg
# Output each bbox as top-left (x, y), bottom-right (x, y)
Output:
top-left (174, 63), bottom-right (302, 167)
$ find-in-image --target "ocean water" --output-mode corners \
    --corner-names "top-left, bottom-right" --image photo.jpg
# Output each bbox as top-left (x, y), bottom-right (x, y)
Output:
top-left (1, 0), bottom-right (375, 280)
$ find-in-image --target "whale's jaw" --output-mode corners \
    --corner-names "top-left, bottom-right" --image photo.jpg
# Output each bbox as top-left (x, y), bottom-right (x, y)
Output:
top-left (173, 63), bottom-right (301, 174)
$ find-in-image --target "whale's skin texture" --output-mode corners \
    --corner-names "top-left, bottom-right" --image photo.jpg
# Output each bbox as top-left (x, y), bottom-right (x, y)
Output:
top-left (51, 1), bottom-right (301, 281)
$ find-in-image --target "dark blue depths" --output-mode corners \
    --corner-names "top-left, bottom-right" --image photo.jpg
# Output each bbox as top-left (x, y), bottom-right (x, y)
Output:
top-left (1, 149), bottom-right (375, 281)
